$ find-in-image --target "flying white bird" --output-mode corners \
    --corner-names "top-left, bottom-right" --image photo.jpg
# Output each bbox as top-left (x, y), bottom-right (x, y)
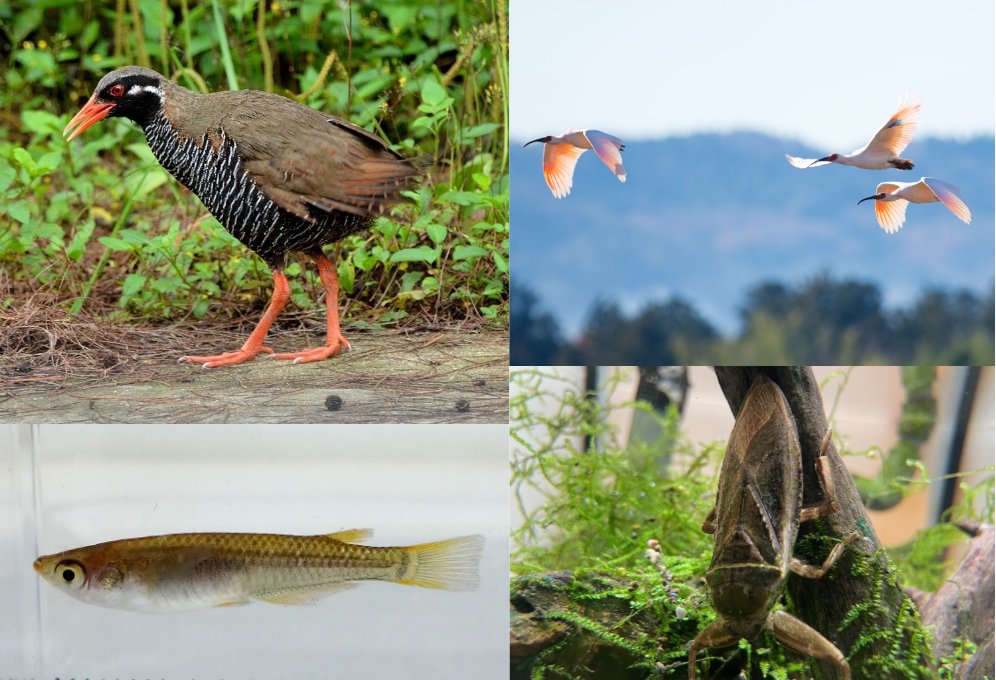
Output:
top-left (786, 97), bottom-right (920, 170)
top-left (524, 129), bottom-right (626, 198)
top-left (857, 177), bottom-right (972, 233)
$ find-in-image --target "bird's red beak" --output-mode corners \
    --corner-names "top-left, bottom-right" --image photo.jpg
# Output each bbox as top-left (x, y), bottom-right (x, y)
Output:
top-left (63, 97), bottom-right (115, 141)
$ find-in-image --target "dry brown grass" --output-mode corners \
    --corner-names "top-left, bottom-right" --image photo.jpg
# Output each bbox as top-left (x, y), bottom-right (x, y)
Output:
top-left (0, 291), bottom-right (489, 388)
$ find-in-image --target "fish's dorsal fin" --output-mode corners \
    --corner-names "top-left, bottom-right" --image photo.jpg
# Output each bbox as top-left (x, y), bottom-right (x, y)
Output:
top-left (322, 528), bottom-right (373, 543)
top-left (252, 582), bottom-right (357, 606)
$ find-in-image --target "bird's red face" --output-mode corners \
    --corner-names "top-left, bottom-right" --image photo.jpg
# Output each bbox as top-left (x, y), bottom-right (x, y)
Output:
top-left (64, 68), bottom-right (164, 141)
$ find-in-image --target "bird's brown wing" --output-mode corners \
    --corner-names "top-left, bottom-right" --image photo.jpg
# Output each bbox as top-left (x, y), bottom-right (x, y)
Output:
top-left (219, 94), bottom-right (416, 221)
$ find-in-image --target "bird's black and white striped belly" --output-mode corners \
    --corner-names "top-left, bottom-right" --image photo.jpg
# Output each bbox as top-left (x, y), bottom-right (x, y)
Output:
top-left (142, 113), bottom-right (363, 264)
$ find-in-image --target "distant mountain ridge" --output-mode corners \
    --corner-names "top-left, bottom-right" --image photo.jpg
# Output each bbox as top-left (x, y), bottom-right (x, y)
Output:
top-left (511, 131), bottom-right (994, 334)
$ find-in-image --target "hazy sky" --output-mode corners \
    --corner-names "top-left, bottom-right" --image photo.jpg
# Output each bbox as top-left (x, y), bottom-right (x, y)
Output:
top-left (512, 0), bottom-right (995, 146)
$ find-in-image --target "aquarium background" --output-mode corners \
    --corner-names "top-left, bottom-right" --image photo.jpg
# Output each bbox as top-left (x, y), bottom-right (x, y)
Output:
top-left (2, 424), bottom-right (508, 679)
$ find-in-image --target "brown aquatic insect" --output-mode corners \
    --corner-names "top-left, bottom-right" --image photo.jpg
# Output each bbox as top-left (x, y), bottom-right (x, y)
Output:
top-left (688, 374), bottom-right (860, 679)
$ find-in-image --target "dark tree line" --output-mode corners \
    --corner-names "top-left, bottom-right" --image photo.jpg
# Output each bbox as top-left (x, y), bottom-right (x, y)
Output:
top-left (511, 275), bottom-right (995, 365)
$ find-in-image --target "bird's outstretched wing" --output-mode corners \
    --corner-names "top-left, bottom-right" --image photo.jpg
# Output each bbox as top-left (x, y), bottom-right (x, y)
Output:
top-left (583, 130), bottom-right (626, 182)
top-left (872, 181), bottom-right (906, 233)
top-left (862, 96), bottom-right (920, 156)
top-left (542, 143), bottom-right (586, 198)
top-left (785, 153), bottom-right (830, 169)
top-left (922, 177), bottom-right (972, 224)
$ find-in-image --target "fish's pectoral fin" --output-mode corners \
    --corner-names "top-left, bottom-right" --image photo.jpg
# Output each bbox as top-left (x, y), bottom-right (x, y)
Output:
top-left (321, 528), bottom-right (373, 543)
top-left (214, 599), bottom-right (251, 608)
top-left (252, 582), bottom-right (357, 606)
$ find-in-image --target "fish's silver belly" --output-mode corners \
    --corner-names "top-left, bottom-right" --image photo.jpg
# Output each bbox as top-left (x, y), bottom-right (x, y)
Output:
top-left (124, 555), bottom-right (399, 611)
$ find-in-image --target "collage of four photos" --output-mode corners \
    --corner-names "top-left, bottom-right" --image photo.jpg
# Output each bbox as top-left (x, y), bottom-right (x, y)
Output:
top-left (1, 0), bottom-right (994, 678)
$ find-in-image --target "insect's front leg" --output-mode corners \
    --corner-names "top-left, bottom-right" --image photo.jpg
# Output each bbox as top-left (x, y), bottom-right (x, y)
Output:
top-left (701, 506), bottom-right (717, 534)
top-left (687, 618), bottom-right (738, 680)
top-left (799, 428), bottom-right (839, 522)
top-left (789, 531), bottom-right (861, 579)
top-left (766, 609), bottom-right (851, 680)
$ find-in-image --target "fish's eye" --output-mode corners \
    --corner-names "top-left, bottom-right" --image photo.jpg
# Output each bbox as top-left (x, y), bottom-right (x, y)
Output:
top-left (55, 560), bottom-right (86, 589)
top-left (109, 84), bottom-right (125, 98)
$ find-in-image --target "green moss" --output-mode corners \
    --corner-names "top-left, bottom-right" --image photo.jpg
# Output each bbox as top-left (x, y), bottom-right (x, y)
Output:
top-left (937, 638), bottom-right (980, 679)
top-left (842, 549), bottom-right (935, 679)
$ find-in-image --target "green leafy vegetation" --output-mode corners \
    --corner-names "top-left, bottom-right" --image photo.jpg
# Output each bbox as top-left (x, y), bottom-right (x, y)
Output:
top-left (1, 0), bottom-right (508, 326)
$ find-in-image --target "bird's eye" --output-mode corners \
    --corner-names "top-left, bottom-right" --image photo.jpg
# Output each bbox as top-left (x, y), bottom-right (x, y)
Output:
top-left (55, 560), bottom-right (86, 589)
top-left (109, 84), bottom-right (125, 98)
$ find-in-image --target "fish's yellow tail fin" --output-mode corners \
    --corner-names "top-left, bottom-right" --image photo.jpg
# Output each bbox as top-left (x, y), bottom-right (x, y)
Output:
top-left (400, 534), bottom-right (485, 591)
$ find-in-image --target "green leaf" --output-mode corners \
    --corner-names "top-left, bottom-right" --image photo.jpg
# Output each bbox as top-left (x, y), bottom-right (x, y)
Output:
top-left (400, 270), bottom-right (423, 292)
top-left (472, 173), bottom-right (492, 190)
top-left (426, 223), bottom-right (448, 245)
top-left (119, 229), bottom-right (151, 246)
top-left (124, 168), bottom-right (170, 196)
top-left (371, 245), bottom-right (391, 263)
top-left (152, 277), bottom-right (185, 294)
top-left (21, 110), bottom-right (63, 137)
top-left (492, 251), bottom-right (508, 274)
top-left (121, 273), bottom-right (147, 298)
top-left (12, 148), bottom-right (38, 175)
top-left (390, 246), bottom-right (439, 264)
top-left (192, 297), bottom-right (211, 318)
top-left (7, 202), bottom-right (31, 224)
top-left (461, 123), bottom-right (500, 139)
top-left (66, 220), bottom-right (96, 261)
top-left (374, 217), bottom-right (400, 239)
top-left (453, 245), bottom-right (489, 261)
top-left (338, 260), bottom-right (355, 294)
top-left (438, 190), bottom-right (486, 207)
top-left (36, 151), bottom-right (61, 173)
top-left (99, 236), bottom-right (134, 251)
top-left (381, 5), bottom-right (418, 31)
top-left (420, 79), bottom-right (448, 107)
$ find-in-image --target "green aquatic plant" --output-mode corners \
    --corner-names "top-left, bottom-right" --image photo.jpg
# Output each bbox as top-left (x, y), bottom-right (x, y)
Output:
top-left (511, 367), bottom-right (718, 572)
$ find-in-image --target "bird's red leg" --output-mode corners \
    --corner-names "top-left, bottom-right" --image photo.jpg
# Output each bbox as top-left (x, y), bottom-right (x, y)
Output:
top-left (273, 252), bottom-right (351, 364)
top-left (180, 269), bottom-right (290, 368)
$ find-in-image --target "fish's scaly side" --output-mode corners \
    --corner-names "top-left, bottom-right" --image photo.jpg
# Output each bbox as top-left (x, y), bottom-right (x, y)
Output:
top-left (34, 530), bottom-right (485, 612)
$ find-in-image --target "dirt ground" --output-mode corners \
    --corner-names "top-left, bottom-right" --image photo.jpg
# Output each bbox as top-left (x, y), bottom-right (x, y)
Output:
top-left (0, 308), bottom-right (508, 423)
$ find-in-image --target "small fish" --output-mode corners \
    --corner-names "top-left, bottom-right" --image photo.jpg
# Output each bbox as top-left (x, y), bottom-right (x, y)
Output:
top-left (34, 529), bottom-right (484, 612)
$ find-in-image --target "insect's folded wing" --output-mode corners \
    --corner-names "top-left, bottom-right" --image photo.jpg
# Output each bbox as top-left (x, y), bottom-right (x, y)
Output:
top-left (543, 143), bottom-right (586, 198)
top-left (584, 130), bottom-right (626, 182)
top-left (923, 178), bottom-right (972, 224)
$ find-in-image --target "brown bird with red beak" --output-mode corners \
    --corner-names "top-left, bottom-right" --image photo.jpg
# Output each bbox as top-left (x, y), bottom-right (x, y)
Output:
top-left (65, 66), bottom-right (415, 368)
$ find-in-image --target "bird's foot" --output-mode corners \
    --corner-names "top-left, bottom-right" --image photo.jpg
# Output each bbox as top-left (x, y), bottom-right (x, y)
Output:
top-left (273, 336), bottom-right (351, 365)
top-left (180, 345), bottom-right (274, 369)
